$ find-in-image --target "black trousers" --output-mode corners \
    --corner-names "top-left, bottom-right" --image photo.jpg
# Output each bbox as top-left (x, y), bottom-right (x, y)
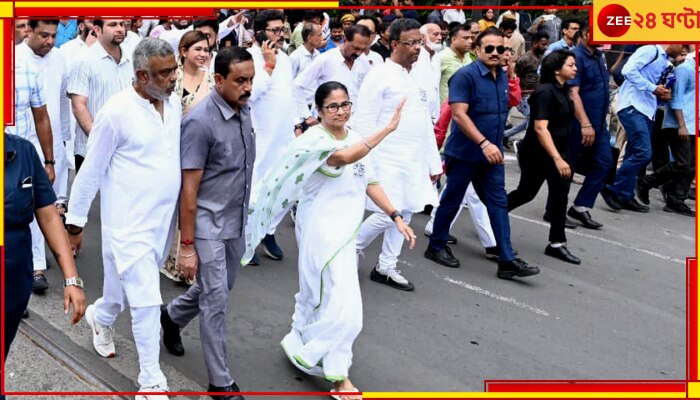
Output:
top-left (508, 144), bottom-right (571, 244)
top-left (641, 129), bottom-right (695, 205)
top-left (75, 154), bottom-right (85, 172)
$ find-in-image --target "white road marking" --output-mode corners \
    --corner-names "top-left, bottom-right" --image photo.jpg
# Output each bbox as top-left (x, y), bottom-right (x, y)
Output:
top-left (398, 259), bottom-right (551, 317)
top-left (508, 213), bottom-right (686, 265)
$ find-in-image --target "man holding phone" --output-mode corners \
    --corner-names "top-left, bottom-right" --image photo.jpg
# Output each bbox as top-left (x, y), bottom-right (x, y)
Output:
top-left (246, 10), bottom-right (296, 264)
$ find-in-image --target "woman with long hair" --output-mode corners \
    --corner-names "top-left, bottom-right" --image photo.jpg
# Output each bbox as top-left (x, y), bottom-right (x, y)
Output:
top-left (478, 9), bottom-right (496, 31)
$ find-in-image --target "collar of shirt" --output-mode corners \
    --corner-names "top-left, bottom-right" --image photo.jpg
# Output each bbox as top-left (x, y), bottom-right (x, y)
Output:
top-left (301, 45), bottom-right (318, 59)
top-left (93, 40), bottom-right (130, 65)
top-left (128, 85), bottom-right (176, 114)
top-left (210, 88), bottom-right (239, 120)
top-left (5, 135), bottom-right (17, 163)
top-left (475, 59), bottom-right (503, 79)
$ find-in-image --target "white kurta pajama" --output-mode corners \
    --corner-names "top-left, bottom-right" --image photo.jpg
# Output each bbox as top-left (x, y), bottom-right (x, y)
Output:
top-left (351, 59), bottom-right (442, 272)
top-left (242, 126), bottom-right (375, 381)
top-left (65, 87), bottom-right (182, 389)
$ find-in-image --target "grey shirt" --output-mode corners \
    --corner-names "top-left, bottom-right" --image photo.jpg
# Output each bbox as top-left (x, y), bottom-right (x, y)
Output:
top-left (181, 89), bottom-right (255, 240)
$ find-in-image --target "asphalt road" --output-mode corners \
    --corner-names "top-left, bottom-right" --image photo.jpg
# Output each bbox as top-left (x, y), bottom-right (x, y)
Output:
top-left (11, 154), bottom-right (691, 398)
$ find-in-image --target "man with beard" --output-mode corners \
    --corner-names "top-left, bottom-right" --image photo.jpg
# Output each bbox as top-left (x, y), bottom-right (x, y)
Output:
top-left (417, 23), bottom-right (443, 120)
top-left (246, 10), bottom-right (297, 263)
top-left (293, 24), bottom-right (372, 124)
top-left (68, 19), bottom-right (133, 172)
top-left (16, 20), bottom-right (71, 293)
top-left (426, 28), bottom-right (540, 280)
top-left (353, 18), bottom-right (442, 291)
top-left (321, 20), bottom-right (345, 53)
top-left (149, 18), bottom-right (191, 38)
top-left (160, 47), bottom-right (254, 400)
top-left (65, 37), bottom-right (180, 399)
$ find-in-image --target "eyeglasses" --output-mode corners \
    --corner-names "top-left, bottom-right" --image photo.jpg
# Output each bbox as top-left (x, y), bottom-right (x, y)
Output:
top-left (265, 27), bottom-right (288, 35)
top-left (322, 101), bottom-right (353, 113)
top-left (482, 45), bottom-right (506, 54)
top-left (398, 39), bottom-right (424, 48)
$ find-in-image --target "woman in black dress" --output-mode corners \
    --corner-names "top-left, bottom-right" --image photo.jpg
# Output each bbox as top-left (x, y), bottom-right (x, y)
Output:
top-left (507, 49), bottom-right (581, 264)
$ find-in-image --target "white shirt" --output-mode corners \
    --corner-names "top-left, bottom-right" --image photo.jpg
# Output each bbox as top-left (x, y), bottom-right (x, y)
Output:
top-left (59, 36), bottom-right (91, 72)
top-left (65, 87), bottom-right (181, 276)
top-left (365, 50), bottom-right (384, 68)
top-left (416, 47), bottom-right (442, 120)
top-left (293, 47), bottom-right (371, 121)
top-left (496, 11), bottom-right (520, 30)
top-left (66, 41), bottom-right (133, 156)
top-left (121, 31), bottom-right (142, 61)
top-left (16, 42), bottom-right (71, 142)
top-left (350, 59), bottom-right (442, 213)
top-left (442, 9), bottom-right (466, 24)
top-left (290, 45), bottom-right (321, 110)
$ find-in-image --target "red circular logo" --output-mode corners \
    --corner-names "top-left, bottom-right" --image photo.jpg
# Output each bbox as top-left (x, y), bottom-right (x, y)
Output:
top-left (597, 4), bottom-right (631, 38)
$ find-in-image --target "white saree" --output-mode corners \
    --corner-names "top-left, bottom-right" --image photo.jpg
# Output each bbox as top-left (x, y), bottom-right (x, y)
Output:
top-left (243, 125), bottom-right (376, 381)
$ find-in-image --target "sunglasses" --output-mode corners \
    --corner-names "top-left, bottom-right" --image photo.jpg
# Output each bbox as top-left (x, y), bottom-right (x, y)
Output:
top-left (482, 45), bottom-right (506, 55)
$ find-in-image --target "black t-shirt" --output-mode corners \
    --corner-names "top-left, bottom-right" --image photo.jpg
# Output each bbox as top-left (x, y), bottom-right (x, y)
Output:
top-left (522, 81), bottom-right (573, 156)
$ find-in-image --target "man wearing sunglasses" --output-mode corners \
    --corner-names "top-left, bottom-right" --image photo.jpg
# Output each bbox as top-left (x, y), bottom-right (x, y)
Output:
top-left (426, 27), bottom-right (540, 280)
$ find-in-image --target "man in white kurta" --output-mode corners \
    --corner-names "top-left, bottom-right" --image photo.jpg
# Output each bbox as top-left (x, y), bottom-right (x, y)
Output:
top-left (289, 22), bottom-right (323, 119)
top-left (247, 10), bottom-right (298, 261)
top-left (417, 23), bottom-right (443, 121)
top-left (352, 19), bottom-right (442, 291)
top-left (65, 38), bottom-right (180, 399)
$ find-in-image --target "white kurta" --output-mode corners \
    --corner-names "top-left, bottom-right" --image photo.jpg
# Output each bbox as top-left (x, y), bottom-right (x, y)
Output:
top-left (350, 59), bottom-right (442, 213)
top-left (65, 87), bottom-right (181, 306)
top-left (416, 46), bottom-right (442, 120)
top-left (247, 45), bottom-right (296, 185)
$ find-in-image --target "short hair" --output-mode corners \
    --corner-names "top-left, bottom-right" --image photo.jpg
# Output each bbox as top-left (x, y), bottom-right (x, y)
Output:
top-left (578, 23), bottom-right (590, 35)
top-left (474, 26), bottom-right (504, 47)
top-left (330, 20), bottom-right (343, 31)
top-left (533, 31), bottom-right (550, 42)
top-left (355, 15), bottom-right (377, 32)
top-left (178, 31), bottom-right (209, 61)
top-left (498, 19), bottom-right (517, 32)
top-left (193, 19), bottom-right (219, 34)
top-left (303, 10), bottom-right (323, 22)
top-left (315, 81), bottom-right (349, 110)
top-left (540, 49), bottom-right (575, 84)
top-left (28, 20), bottom-right (59, 30)
top-left (301, 22), bottom-right (319, 42)
top-left (93, 19), bottom-right (104, 29)
top-left (377, 22), bottom-right (390, 35)
top-left (214, 46), bottom-right (253, 78)
top-left (437, 20), bottom-right (449, 31)
top-left (449, 22), bottom-right (470, 40)
top-left (562, 18), bottom-right (580, 31)
top-left (253, 9), bottom-right (284, 33)
top-left (133, 37), bottom-right (175, 75)
top-left (345, 24), bottom-right (371, 42)
top-left (388, 18), bottom-right (421, 42)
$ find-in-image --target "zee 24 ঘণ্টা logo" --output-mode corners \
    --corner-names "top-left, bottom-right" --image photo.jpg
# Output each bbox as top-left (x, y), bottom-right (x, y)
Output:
top-left (598, 3), bottom-right (700, 39)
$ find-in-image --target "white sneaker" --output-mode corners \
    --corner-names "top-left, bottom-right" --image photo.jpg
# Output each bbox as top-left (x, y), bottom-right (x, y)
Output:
top-left (85, 304), bottom-right (115, 358)
top-left (135, 384), bottom-right (169, 400)
top-left (370, 266), bottom-right (415, 291)
top-left (384, 269), bottom-right (410, 286)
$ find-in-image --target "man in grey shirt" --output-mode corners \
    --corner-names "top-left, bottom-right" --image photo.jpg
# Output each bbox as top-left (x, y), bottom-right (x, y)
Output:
top-left (160, 47), bottom-right (255, 400)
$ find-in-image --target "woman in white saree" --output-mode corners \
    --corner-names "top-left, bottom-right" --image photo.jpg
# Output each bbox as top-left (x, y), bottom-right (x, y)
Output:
top-left (242, 82), bottom-right (414, 399)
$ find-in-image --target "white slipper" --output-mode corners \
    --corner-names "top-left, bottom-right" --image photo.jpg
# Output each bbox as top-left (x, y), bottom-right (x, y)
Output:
top-left (280, 331), bottom-right (325, 377)
top-left (330, 387), bottom-right (360, 400)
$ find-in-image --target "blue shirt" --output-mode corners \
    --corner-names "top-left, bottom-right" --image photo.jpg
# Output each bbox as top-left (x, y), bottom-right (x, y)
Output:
top-left (320, 38), bottom-right (344, 54)
top-left (616, 45), bottom-right (670, 120)
top-left (445, 60), bottom-right (509, 162)
top-left (568, 44), bottom-right (610, 133)
top-left (543, 38), bottom-right (575, 57)
top-left (56, 20), bottom-right (78, 48)
top-left (662, 53), bottom-right (697, 134)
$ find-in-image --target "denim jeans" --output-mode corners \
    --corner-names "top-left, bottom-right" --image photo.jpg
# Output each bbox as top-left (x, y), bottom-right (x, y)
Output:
top-left (504, 94), bottom-right (530, 138)
top-left (607, 106), bottom-right (653, 201)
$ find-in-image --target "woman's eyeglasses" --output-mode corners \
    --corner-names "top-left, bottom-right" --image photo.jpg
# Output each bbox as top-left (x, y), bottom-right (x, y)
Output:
top-left (322, 101), bottom-right (353, 113)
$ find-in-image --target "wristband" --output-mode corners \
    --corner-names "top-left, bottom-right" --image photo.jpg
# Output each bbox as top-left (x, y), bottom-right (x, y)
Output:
top-left (180, 239), bottom-right (195, 246)
top-left (478, 138), bottom-right (488, 147)
top-left (44, 159), bottom-right (56, 165)
top-left (66, 225), bottom-right (83, 235)
top-left (389, 210), bottom-right (402, 221)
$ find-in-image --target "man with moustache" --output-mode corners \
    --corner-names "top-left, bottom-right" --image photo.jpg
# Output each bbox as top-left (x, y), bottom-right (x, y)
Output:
top-left (68, 19), bottom-right (133, 172)
top-left (417, 22), bottom-right (443, 120)
top-left (16, 19), bottom-right (71, 293)
top-left (293, 24), bottom-right (372, 125)
top-left (353, 18), bottom-right (442, 291)
top-left (160, 47), bottom-right (254, 400)
top-left (65, 37), bottom-right (180, 399)
top-left (426, 28), bottom-right (540, 280)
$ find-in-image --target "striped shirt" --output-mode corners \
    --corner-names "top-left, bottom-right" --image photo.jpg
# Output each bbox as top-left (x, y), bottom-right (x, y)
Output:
top-left (8, 54), bottom-right (46, 145)
top-left (67, 41), bottom-right (133, 156)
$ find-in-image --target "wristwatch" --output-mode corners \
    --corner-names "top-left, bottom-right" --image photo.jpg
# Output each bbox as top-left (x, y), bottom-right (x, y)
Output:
top-left (389, 210), bottom-right (402, 221)
top-left (66, 224), bottom-right (83, 235)
top-left (64, 276), bottom-right (84, 289)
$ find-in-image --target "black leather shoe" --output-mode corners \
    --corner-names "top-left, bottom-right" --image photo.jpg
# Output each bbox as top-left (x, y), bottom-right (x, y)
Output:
top-left (370, 266), bottom-right (414, 291)
top-left (636, 178), bottom-right (651, 205)
top-left (262, 234), bottom-right (283, 260)
top-left (208, 382), bottom-right (245, 400)
top-left (484, 246), bottom-right (499, 261)
top-left (543, 212), bottom-right (577, 229)
top-left (544, 244), bottom-right (581, 265)
top-left (22, 309), bottom-right (29, 319)
top-left (619, 198), bottom-right (650, 213)
top-left (425, 246), bottom-right (460, 268)
top-left (664, 202), bottom-right (695, 217)
top-left (567, 207), bottom-right (603, 229)
top-left (32, 273), bottom-right (49, 294)
top-left (161, 305), bottom-right (184, 356)
top-left (497, 258), bottom-right (540, 279)
top-left (600, 186), bottom-right (622, 211)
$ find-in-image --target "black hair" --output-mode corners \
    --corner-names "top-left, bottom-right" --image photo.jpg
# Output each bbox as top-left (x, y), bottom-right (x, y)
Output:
top-left (449, 22), bottom-right (471, 40)
top-left (540, 49), bottom-right (575, 84)
top-left (302, 10), bottom-right (323, 22)
top-left (214, 46), bottom-right (253, 78)
top-left (28, 20), bottom-right (59, 30)
top-left (482, 9), bottom-right (495, 21)
top-left (93, 20), bottom-right (104, 29)
top-left (330, 20), bottom-right (343, 31)
top-left (437, 20), bottom-right (449, 31)
top-left (253, 9), bottom-right (285, 34)
top-left (474, 26), bottom-right (504, 47)
top-left (498, 19), bottom-right (517, 32)
top-left (301, 22), bottom-right (318, 42)
top-left (388, 18), bottom-right (421, 42)
top-left (315, 81), bottom-right (349, 110)
top-left (345, 24), bottom-right (371, 42)
top-left (561, 18), bottom-right (580, 31)
top-left (579, 23), bottom-right (590, 35)
top-left (533, 31), bottom-right (550, 42)
top-left (377, 22), bottom-right (390, 35)
top-left (193, 19), bottom-right (220, 35)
